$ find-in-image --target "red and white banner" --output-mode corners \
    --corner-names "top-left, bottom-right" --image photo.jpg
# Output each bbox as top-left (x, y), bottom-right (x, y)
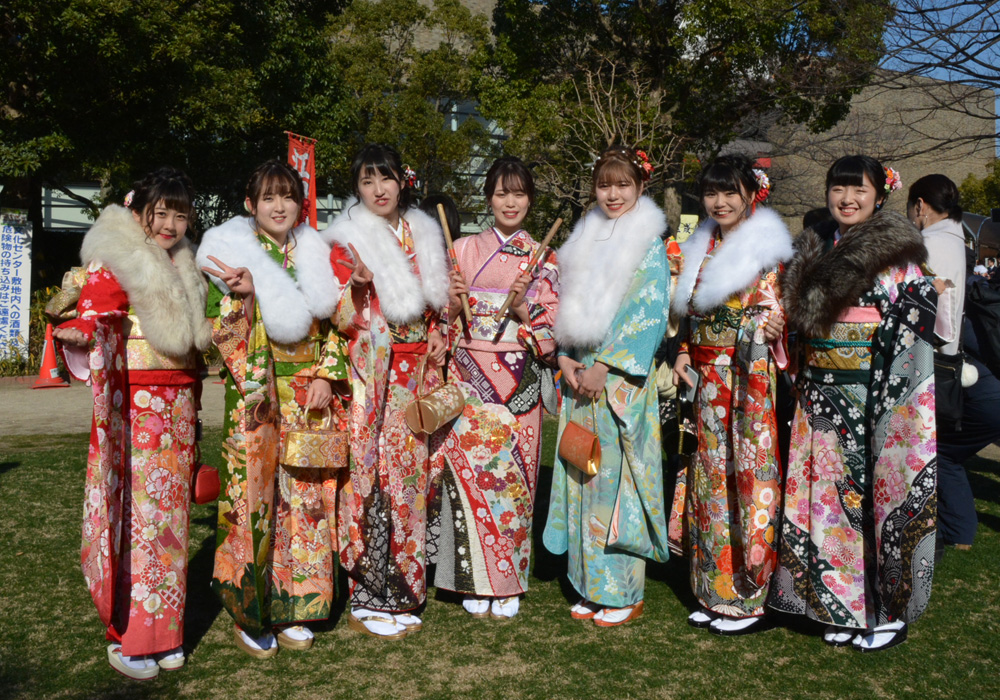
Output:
top-left (286, 132), bottom-right (317, 228)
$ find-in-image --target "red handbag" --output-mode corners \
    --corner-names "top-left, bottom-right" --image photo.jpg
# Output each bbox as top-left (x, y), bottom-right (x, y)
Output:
top-left (191, 427), bottom-right (220, 505)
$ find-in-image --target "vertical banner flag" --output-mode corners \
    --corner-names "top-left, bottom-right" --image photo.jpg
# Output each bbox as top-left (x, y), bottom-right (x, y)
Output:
top-left (286, 132), bottom-right (318, 228)
top-left (0, 209), bottom-right (33, 360)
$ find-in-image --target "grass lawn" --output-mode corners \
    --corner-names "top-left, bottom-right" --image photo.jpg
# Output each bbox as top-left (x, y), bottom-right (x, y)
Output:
top-left (1, 425), bottom-right (999, 700)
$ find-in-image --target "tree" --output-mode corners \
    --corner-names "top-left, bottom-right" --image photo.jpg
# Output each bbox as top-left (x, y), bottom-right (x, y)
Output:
top-left (960, 159), bottom-right (1000, 217)
top-left (0, 0), bottom-right (351, 233)
top-left (476, 0), bottom-right (892, 224)
top-left (325, 0), bottom-right (495, 209)
top-left (877, 0), bottom-right (1000, 156)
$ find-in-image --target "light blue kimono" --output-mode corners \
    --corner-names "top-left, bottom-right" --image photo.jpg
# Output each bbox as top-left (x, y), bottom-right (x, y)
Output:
top-left (544, 240), bottom-right (671, 607)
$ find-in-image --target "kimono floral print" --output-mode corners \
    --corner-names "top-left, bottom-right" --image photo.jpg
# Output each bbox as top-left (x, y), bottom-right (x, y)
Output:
top-left (667, 194), bottom-right (792, 632)
top-left (57, 171), bottom-right (211, 679)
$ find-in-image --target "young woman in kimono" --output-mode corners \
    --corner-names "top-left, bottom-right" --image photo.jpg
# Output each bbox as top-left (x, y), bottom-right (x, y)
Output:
top-left (543, 146), bottom-right (671, 627)
top-left (771, 155), bottom-right (944, 652)
top-left (197, 160), bottom-right (347, 658)
top-left (431, 156), bottom-right (559, 620)
top-left (322, 144), bottom-right (450, 639)
top-left (668, 154), bottom-right (793, 635)
top-left (54, 168), bottom-right (211, 679)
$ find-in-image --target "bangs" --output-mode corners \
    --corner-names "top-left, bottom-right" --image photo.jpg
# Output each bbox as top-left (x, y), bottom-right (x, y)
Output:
top-left (826, 155), bottom-right (885, 192)
top-left (498, 172), bottom-right (527, 194)
top-left (594, 160), bottom-right (638, 187)
top-left (150, 180), bottom-right (194, 216)
top-left (258, 171), bottom-right (301, 200)
top-left (361, 160), bottom-right (401, 183)
top-left (698, 163), bottom-right (745, 196)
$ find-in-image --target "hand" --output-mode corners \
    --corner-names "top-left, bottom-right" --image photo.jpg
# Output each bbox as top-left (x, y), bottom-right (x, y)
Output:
top-left (305, 378), bottom-right (333, 410)
top-left (672, 352), bottom-right (695, 388)
top-left (447, 269), bottom-right (469, 317)
top-left (932, 277), bottom-right (951, 295)
top-left (334, 243), bottom-right (374, 287)
top-left (762, 309), bottom-right (785, 342)
top-left (557, 355), bottom-right (585, 394)
top-left (508, 273), bottom-right (532, 325)
top-left (53, 327), bottom-right (88, 347)
top-left (577, 362), bottom-right (608, 399)
top-left (427, 330), bottom-right (447, 367)
top-left (201, 255), bottom-right (254, 296)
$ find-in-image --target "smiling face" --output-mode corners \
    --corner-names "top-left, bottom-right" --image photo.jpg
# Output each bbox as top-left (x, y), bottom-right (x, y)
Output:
top-left (490, 175), bottom-right (531, 236)
top-left (595, 176), bottom-right (642, 220)
top-left (703, 185), bottom-right (750, 234)
top-left (828, 172), bottom-right (882, 233)
top-left (247, 190), bottom-right (300, 242)
top-left (134, 199), bottom-right (189, 251)
top-left (357, 167), bottom-right (402, 224)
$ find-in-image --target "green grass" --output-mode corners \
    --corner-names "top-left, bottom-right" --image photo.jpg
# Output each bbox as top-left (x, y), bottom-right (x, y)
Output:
top-left (1, 427), bottom-right (999, 700)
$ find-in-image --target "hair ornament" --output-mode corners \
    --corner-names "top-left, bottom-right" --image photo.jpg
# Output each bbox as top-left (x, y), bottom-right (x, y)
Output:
top-left (635, 150), bottom-right (655, 181)
top-left (593, 147), bottom-right (655, 181)
top-left (884, 166), bottom-right (902, 193)
top-left (123, 190), bottom-right (135, 208)
top-left (243, 199), bottom-right (253, 213)
top-left (402, 165), bottom-right (418, 188)
top-left (752, 168), bottom-right (771, 203)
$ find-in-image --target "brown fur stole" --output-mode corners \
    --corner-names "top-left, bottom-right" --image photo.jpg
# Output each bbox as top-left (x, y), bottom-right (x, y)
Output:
top-left (781, 210), bottom-right (927, 337)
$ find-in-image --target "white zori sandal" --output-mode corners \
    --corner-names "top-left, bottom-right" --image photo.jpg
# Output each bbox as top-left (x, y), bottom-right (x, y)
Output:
top-left (463, 597), bottom-right (490, 618)
top-left (153, 646), bottom-right (185, 670)
top-left (107, 644), bottom-right (159, 680)
top-left (490, 597), bottom-right (520, 619)
top-left (347, 607), bottom-right (407, 640)
top-left (277, 625), bottom-right (315, 651)
top-left (233, 626), bottom-right (278, 659)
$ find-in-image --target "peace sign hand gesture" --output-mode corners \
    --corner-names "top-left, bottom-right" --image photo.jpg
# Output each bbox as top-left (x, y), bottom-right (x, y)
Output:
top-left (334, 243), bottom-right (374, 288)
top-left (201, 255), bottom-right (254, 296)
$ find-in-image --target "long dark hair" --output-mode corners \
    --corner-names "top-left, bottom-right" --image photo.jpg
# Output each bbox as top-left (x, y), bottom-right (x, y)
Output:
top-left (350, 143), bottom-right (411, 213)
top-left (908, 174), bottom-right (962, 222)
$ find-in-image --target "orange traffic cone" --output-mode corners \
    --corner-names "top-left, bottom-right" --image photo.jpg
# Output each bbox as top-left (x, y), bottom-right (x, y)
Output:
top-left (33, 323), bottom-right (70, 389)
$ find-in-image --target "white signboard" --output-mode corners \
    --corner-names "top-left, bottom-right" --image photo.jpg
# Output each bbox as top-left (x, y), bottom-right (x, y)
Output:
top-left (0, 210), bottom-right (32, 360)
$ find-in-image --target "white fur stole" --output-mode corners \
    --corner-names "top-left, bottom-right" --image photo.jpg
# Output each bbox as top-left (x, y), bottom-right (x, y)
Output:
top-left (196, 216), bottom-right (340, 343)
top-left (554, 196), bottom-right (666, 348)
top-left (322, 199), bottom-right (449, 323)
top-left (81, 205), bottom-right (212, 356)
top-left (671, 206), bottom-right (792, 316)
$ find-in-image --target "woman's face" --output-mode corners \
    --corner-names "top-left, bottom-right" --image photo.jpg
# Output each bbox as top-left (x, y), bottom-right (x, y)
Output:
top-left (595, 176), bottom-right (641, 219)
top-left (490, 179), bottom-right (530, 234)
top-left (134, 199), bottom-right (189, 251)
top-left (828, 173), bottom-right (883, 231)
top-left (703, 185), bottom-right (749, 232)
top-left (248, 191), bottom-right (300, 241)
top-left (358, 168), bottom-right (402, 221)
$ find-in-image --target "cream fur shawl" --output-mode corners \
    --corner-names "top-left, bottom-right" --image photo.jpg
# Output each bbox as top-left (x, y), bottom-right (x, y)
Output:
top-left (322, 199), bottom-right (449, 324)
top-left (80, 205), bottom-right (212, 356)
top-left (554, 195), bottom-right (666, 348)
top-left (196, 216), bottom-right (340, 344)
top-left (671, 207), bottom-right (793, 317)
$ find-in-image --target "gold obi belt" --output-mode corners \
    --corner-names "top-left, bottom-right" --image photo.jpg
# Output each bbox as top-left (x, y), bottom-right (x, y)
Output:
top-left (271, 319), bottom-right (323, 364)
top-left (802, 320), bottom-right (878, 383)
top-left (124, 314), bottom-right (198, 371)
top-left (689, 303), bottom-right (748, 348)
top-left (464, 289), bottom-right (523, 345)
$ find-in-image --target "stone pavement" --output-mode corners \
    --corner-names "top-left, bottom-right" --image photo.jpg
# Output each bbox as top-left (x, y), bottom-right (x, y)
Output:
top-left (0, 375), bottom-right (227, 437)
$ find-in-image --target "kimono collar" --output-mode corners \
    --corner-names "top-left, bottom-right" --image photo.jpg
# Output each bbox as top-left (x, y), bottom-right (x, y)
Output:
top-left (672, 206), bottom-right (792, 316)
top-left (322, 198), bottom-right (450, 323)
top-left (196, 215), bottom-right (341, 343)
top-left (554, 196), bottom-right (666, 348)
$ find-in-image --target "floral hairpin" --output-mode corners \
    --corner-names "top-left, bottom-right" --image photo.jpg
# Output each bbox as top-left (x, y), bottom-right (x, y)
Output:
top-left (752, 168), bottom-right (771, 203)
top-left (123, 190), bottom-right (135, 208)
top-left (402, 165), bottom-right (418, 188)
top-left (884, 166), bottom-right (902, 193)
top-left (634, 150), bottom-right (655, 181)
